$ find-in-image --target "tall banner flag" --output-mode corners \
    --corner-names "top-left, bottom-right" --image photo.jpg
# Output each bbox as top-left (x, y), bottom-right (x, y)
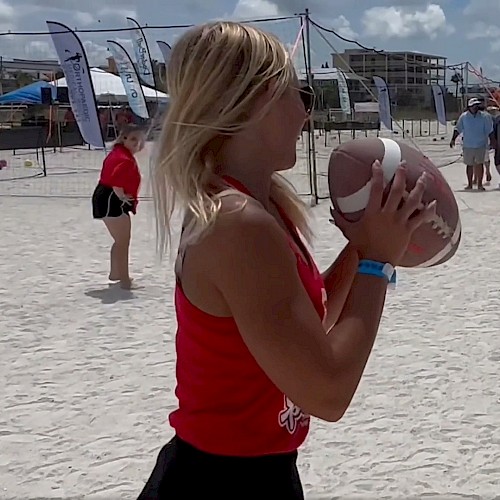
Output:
top-left (431, 84), bottom-right (447, 127)
top-left (46, 21), bottom-right (104, 148)
top-left (157, 41), bottom-right (172, 67)
top-left (126, 17), bottom-right (156, 88)
top-left (336, 69), bottom-right (351, 116)
top-left (108, 40), bottom-right (149, 119)
top-left (373, 76), bottom-right (392, 130)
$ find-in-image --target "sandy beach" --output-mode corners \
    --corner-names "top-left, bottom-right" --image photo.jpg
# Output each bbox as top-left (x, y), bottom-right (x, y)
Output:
top-left (1, 123), bottom-right (499, 499)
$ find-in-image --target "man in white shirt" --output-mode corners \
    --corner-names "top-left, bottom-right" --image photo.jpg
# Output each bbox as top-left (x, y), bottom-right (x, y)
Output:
top-left (450, 97), bottom-right (494, 191)
top-left (473, 100), bottom-right (494, 186)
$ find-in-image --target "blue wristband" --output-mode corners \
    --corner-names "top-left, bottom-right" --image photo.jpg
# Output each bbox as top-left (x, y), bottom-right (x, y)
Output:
top-left (358, 259), bottom-right (397, 287)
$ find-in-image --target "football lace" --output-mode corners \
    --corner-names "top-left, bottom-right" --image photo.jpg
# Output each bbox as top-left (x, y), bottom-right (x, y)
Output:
top-left (402, 191), bottom-right (452, 240)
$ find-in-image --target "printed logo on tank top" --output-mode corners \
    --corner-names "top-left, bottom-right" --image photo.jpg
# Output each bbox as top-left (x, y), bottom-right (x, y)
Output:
top-left (278, 286), bottom-right (326, 434)
top-left (278, 395), bottom-right (310, 434)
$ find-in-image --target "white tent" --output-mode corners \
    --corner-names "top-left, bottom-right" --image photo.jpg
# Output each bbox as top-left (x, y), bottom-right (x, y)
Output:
top-left (51, 67), bottom-right (169, 102)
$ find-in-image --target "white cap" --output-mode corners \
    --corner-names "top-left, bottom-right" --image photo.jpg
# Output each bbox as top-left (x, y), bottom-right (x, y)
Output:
top-left (468, 97), bottom-right (481, 107)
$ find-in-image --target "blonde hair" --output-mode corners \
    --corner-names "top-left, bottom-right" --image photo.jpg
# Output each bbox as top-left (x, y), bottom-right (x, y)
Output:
top-left (152, 21), bottom-right (312, 257)
top-left (115, 123), bottom-right (145, 145)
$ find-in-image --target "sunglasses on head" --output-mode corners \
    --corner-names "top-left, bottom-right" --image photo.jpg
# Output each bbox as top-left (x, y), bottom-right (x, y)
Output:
top-left (299, 85), bottom-right (315, 114)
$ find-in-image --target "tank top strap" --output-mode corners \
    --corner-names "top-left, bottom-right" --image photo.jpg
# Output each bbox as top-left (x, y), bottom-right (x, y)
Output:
top-left (175, 221), bottom-right (188, 281)
top-left (220, 175), bottom-right (252, 196)
top-left (176, 181), bottom-right (248, 280)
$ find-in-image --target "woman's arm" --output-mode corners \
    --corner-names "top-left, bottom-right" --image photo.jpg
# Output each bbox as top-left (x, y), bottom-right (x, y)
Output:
top-left (201, 166), bottom-right (430, 423)
top-left (493, 118), bottom-right (499, 149)
top-left (321, 243), bottom-right (359, 332)
top-left (110, 160), bottom-right (137, 202)
top-left (450, 115), bottom-right (463, 146)
top-left (203, 203), bottom-right (388, 422)
top-left (112, 187), bottom-right (132, 202)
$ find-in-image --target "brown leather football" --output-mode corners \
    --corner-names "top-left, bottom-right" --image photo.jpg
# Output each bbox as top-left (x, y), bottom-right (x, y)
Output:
top-left (328, 137), bottom-right (461, 268)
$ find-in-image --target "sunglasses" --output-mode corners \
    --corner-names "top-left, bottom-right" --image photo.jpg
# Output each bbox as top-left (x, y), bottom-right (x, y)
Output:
top-left (299, 85), bottom-right (315, 114)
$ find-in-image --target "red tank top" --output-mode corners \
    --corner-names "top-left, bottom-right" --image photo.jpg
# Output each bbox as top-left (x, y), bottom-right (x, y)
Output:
top-left (99, 144), bottom-right (141, 208)
top-left (169, 177), bottom-right (327, 457)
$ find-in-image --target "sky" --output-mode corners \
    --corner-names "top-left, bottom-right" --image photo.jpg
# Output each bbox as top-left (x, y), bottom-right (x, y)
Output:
top-left (0, 0), bottom-right (498, 83)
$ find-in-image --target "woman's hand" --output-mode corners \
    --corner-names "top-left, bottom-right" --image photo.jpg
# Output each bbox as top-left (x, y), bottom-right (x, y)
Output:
top-left (330, 160), bottom-right (437, 266)
top-left (122, 195), bottom-right (135, 205)
top-left (113, 187), bottom-right (135, 205)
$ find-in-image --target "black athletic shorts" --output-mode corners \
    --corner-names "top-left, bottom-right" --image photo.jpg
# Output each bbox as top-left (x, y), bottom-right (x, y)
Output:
top-left (92, 183), bottom-right (134, 219)
top-left (137, 436), bottom-right (304, 500)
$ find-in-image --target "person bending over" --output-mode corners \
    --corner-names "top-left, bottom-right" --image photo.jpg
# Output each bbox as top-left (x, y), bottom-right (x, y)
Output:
top-left (92, 124), bottom-right (145, 289)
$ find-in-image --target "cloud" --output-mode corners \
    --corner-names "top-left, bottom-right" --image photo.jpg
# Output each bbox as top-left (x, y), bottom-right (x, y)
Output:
top-left (97, 6), bottom-right (138, 20)
top-left (83, 40), bottom-right (110, 64)
top-left (0, 0), bottom-right (13, 19)
top-left (330, 15), bottom-right (357, 39)
top-left (0, 0), bottom-right (497, 81)
top-left (257, 0), bottom-right (342, 17)
top-left (463, 2), bottom-right (500, 54)
top-left (231, 0), bottom-right (279, 19)
top-left (362, 4), bottom-right (454, 39)
top-left (24, 40), bottom-right (54, 59)
top-left (463, 0), bottom-right (497, 20)
top-left (74, 11), bottom-right (95, 27)
top-left (0, 0), bottom-right (140, 66)
top-left (0, 0), bottom-right (14, 30)
top-left (467, 22), bottom-right (500, 40)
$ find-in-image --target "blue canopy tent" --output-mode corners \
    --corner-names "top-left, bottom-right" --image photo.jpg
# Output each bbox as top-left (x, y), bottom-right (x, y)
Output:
top-left (0, 81), bottom-right (57, 105)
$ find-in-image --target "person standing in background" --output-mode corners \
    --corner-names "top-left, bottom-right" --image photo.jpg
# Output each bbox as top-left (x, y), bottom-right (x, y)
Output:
top-left (99, 107), bottom-right (110, 140)
top-left (115, 106), bottom-right (133, 133)
top-left (91, 124), bottom-right (145, 289)
top-left (63, 107), bottom-right (76, 132)
top-left (489, 105), bottom-right (500, 189)
top-left (450, 97), bottom-right (494, 191)
top-left (473, 100), bottom-right (494, 186)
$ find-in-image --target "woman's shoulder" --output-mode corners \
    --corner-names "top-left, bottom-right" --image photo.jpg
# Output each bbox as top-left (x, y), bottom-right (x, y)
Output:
top-left (215, 191), bottom-right (275, 228)
top-left (106, 146), bottom-right (135, 164)
top-left (105, 145), bottom-right (124, 160)
top-left (190, 193), bottom-right (287, 261)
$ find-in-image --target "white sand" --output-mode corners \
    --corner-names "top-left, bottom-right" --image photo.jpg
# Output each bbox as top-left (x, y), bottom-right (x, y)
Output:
top-left (1, 122), bottom-right (500, 499)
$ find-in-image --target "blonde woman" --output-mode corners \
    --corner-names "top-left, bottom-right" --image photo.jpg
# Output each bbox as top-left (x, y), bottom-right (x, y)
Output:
top-left (92, 124), bottom-right (145, 289)
top-left (139, 21), bottom-right (435, 499)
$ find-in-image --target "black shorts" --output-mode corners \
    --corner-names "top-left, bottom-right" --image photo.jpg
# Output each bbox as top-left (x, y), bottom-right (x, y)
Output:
top-left (92, 183), bottom-right (134, 219)
top-left (137, 436), bottom-right (304, 500)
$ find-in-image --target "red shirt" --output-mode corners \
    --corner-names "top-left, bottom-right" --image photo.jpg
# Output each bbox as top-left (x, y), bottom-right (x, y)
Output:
top-left (169, 177), bottom-right (327, 457)
top-left (99, 144), bottom-right (141, 210)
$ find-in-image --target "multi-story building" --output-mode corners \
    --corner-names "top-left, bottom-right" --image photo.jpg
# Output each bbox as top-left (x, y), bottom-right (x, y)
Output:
top-left (0, 58), bottom-right (62, 94)
top-left (332, 49), bottom-right (447, 106)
